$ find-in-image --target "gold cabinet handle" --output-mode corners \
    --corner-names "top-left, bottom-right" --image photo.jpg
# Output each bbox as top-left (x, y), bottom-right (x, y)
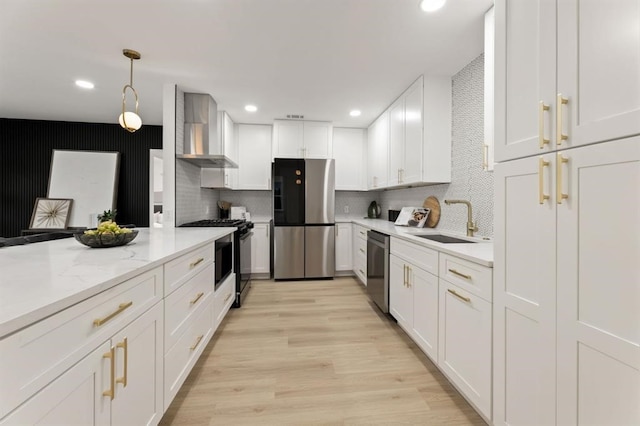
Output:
top-left (556, 94), bottom-right (569, 145)
top-left (190, 335), bottom-right (204, 351)
top-left (116, 337), bottom-right (128, 388)
top-left (93, 301), bottom-right (133, 327)
top-left (448, 289), bottom-right (471, 303)
top-left (103, 347), bottom-right (115, 400)
top-left (403, 264), bottom-right (407, 287)
top-left (482, 144), bottom-right (489, 170)
top-left (556, 153), bottom-right (569, 204)
top-left (359, 231), bottom-right (365, 236)
top-left (189, 257), bottom-right (204, 269)
top-left (448, 268), bottom-right (472, 280)
top-left (539, 157), bottom-right (550, 204)
top-left (539, 101), bottom-right (550, 148)
top-left (407, 266), bottom-right (412, 288)
top-left (359, 248), bottom-right (365, 253)
top-left (359, 269), bottom-right (365, 275)
top-left (190, 292), bottom-right (204, 305)
top-left (224, 292), bottom-right (233, 303)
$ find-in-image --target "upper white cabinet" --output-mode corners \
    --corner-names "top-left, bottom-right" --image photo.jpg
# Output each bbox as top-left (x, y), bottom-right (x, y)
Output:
top-left (368, 75), bottom-right (451, 190)
top-left (236, 124), bottom-right (272, 190)
top-left (272, 120), bottom-right (332, 159)
top-left (483, 6), bottom-right (495, 171)
top-left (367, 111), bottom-right (389, 189)
top-left (333, 128), bottom-right (367, 191)
top-left (219, 111), bottom-right (238, 165)
top-left (494, 0), bottom-right (640, 162)
top-left (200, 112), bottom-right (238, 189)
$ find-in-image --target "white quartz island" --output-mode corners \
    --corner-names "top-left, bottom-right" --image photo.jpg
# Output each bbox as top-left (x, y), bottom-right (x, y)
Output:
top-left (0, 227), bottom-right (234, 338)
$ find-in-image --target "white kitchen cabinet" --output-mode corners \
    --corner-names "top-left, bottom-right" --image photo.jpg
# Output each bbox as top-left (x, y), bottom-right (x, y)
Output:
top-left (251, 223), bottom-right (271, 276)
top-left (483, 5), bottom-right (495, 171)
top-left (214, 273), bottom-right (236, 330)
top-left (236, 124), bottom-right (272, 190)
top-left (367, 111), bottom-right (389, 189)
top-left (333, 128), bottom-right (367, 191)
top-left (388, 77), bottom-right (423, 186)
top-left (200, 112), bottom-right (238, 189)
top-left (219, 111), bottom-right (238, 165)
top-left (493, 137), bottom-right (640, 425)
top-left (411, 265), bottom-right (439, 362)
top-left (494, 0), bottom-right (640, 163)
top-left (438, 280), bottom-right (492, 419)
top-left (272, 120), bottom-right (332, 159)
top-left (352, 224), bottom-right (368, 285)
top-left (389, 254), bottom-right (413, 331)
top-left (0, 341), bottom-right (111, 426)
top-left (335, 223), bottom-right (353, 273)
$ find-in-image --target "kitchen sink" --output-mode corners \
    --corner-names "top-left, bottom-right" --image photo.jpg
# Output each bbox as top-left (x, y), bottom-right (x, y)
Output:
top-left (415, 234), bottom-right (476, 244)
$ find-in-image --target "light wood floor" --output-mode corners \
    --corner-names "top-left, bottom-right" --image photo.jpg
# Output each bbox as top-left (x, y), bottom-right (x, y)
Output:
top-left (160, 278), bottom-right (486, 425)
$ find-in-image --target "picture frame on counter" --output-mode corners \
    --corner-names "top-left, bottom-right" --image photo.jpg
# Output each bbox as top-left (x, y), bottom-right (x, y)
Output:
top-left (29, 198), bottom-right (73, 229)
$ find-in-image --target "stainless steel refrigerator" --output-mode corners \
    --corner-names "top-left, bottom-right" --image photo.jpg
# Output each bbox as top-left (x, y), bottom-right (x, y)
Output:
top-left (273, 158), bottom-right (335, 280)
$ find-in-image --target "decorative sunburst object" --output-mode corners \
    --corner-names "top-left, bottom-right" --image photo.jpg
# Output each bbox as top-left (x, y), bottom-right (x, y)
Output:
top-left (29, 198), bottom-right (73, 229)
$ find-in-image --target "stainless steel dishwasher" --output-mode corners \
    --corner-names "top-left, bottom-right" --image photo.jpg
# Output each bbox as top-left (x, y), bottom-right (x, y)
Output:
top-left (367, 230), bottom-right (390, 313)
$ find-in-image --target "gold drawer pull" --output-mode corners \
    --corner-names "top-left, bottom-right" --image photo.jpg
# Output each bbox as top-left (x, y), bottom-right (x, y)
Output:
top-left (94, 301), bottom-right (133, 327)
top-left (359, 248), bottom-right (365, 253)
top-left (224, 293), bottom-right (233, 303)
top-left (538, 157), bottom-right (550, 204)
top-left (190, 257), bottom-right (205, 269)
top-left (556, 153), bottom-right (569, 204)
top-left (448, 268), bottom-right (471, 280)
top-left (448, 289), bottom-right (471, 303)
top-left (116, 337), bottom-right (128, 387)
top-left (360, 231), bottom-right (365, 236)
top-left (190, 292), bottom-right (204, 305)
top-left (556, 94), bottom-right (569, 145)
top-left (538, 101), bottom-right (550, 148)
top-left (359, 269), bottom-right (365, 275)
top-left (190, 334), bottom-right (204, 351)
top-left (103, 347), bottom-right (115, 400)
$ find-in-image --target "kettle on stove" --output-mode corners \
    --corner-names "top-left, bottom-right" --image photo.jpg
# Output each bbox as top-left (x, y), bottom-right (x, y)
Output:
top-left (367, 201), bottom-right (381, 219)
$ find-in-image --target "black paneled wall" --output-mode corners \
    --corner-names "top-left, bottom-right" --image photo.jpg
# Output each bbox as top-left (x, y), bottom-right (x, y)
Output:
top-left (0, 119), bottom-right (162, 237)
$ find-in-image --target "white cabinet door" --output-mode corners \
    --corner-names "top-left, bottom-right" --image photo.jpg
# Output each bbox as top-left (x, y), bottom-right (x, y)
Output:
top-left (389, 254), bottom-right (412, 331)
top-left (367, 111), bottom-right (389, 189)
top-left (557, 0), bottom-right (640, 149)
top-left (333, 128), bottom-right (366, 190)
top-left (403, 79), bottom-right (423, 184)
top-left (493, 155), bottom-right (557, 426)
top-left (335, 223), bottom-right (353, 272)
top-left (0, 342), bottom-right (111, 426)
top-left (273, 120), bottom-right (303, 158)
top-left (483, 6), bottom-right (495, 171)
top-left (251, 223), bottom-right (271, 274)
top-left (494, 0), bottom-right (556, 162)
top-left (221, 112), bottom-right (237, 164)
top-left (556, 137), bottom-right (640, 425)
top-left (388, 98), bottom-right (404, 187)
top-left (303, 121), bottom-right (332, 159)
top-left (237, 124), bottom-right (272, 190)
top-left (111, 303), bottom-right (163, 426)
top-left (438, 281), bottom-right (492, 419)
top-left (411, 266), bottom-right (438, 363)
top-left (352, 226), bottom-right (367, 285)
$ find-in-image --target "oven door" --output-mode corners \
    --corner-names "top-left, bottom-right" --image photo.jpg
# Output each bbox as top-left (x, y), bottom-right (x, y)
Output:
top-left (239, 230), bottom-right (252, 291)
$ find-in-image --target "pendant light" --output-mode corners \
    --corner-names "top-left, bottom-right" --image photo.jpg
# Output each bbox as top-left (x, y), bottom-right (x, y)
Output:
top-left (118, 49), bottom-right (142, 132)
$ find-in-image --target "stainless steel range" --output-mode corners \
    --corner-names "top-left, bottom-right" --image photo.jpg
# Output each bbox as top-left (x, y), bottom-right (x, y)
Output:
top-left (180, 219), bottom-right (253, 307)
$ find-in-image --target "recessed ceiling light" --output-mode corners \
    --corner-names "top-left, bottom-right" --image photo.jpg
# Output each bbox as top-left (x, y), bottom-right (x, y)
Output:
top-left (75, 80), bottom-right (94, 89)
top-left (349, 110), bottom-right (361, 117)
top-left (419, 0), bottom-right (446, 12)
top-left (245, 105), bottom-right (257, 112)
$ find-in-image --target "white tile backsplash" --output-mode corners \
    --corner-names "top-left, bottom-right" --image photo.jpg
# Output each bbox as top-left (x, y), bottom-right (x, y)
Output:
top-left (176, 161), bottom-right (219, 224)
top-left (218, 190), bottom-right (272, 220)
top-left (380, 54), bottom-right (494, 237)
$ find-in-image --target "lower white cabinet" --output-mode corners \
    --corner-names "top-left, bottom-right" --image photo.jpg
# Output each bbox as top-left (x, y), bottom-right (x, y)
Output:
top-left (389, 254), bottom-right (413, 329)
top-left (251, 223), bottom-right (270, 275)
top-left (438, 281), bottom-right (492, 419)
top-left (352, 225), bottom-right (368, 285)
top-left (214, 273), bottom-right (236, 329)
top-left (335, 223), bottom-right (353, 272)
top-left (410, 265), bottom-right (439, 361)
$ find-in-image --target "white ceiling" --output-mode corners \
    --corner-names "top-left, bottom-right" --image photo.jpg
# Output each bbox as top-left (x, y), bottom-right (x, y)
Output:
top-left (0, 0), bottom-right (493, 128)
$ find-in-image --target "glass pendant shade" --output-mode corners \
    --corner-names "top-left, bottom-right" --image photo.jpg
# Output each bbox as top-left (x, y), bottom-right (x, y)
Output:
top-left (119, 49), bottom-right (142, 133)
top-left (119, 111), bottom-right (142, 132)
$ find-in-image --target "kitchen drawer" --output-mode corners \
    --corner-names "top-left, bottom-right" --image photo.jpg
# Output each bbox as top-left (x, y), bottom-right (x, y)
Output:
top-left (439, 254), bottom-right (492, 302)
top-left (354, 236), bottom-right (367, 259)
top-left (353, 224), bottom-right (369, 240)
top-left (354, 255), bottom-right (367, 285)
top-left (0, 267), bottom-right (162, 419)
top-left (391, 237), bottom-right (438, 276)
top-left (164, 262), bottom-right (214, 353)
top-left (164, 295), bottom-right (214, 409)
top-left (214, 273), bottom-right (236, 330)
top-left (164, 243), bottom-right (214, 296)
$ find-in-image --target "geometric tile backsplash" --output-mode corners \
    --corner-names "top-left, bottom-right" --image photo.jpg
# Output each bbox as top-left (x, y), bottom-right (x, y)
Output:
top-left (380, 54), bottom-right (494, 238)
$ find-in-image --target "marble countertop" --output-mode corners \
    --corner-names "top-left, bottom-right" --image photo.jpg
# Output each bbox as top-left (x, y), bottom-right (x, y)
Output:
top-left (0, 227), bottom-right (235, 338)
top-left (351, 219), bottom-right (493, 267)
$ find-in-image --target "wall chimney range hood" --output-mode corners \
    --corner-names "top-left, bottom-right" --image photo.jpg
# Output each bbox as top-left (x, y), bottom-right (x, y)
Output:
top-left (176, 93), bottom-right (238, 168)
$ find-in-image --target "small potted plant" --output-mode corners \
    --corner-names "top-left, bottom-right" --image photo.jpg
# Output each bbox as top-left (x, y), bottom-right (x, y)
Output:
top-left (97, 209), bottom-right (117, 224)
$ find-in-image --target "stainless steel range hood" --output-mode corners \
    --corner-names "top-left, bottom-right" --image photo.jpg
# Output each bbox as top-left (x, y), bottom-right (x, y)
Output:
top-left (176, 93), bottom-right (238, 168)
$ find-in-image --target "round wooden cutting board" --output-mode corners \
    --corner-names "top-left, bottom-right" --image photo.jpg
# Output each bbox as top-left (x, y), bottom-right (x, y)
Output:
top-left (422, 196), bottom-right (441, 228)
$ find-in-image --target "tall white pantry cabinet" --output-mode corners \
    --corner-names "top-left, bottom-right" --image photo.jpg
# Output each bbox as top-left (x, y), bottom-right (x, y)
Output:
top-left (493, 1), bottom-right (640, 425)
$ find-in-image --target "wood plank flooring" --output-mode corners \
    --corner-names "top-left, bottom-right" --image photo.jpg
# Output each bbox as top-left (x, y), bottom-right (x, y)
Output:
top-left (160, 278), bottom-right (486, 425)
